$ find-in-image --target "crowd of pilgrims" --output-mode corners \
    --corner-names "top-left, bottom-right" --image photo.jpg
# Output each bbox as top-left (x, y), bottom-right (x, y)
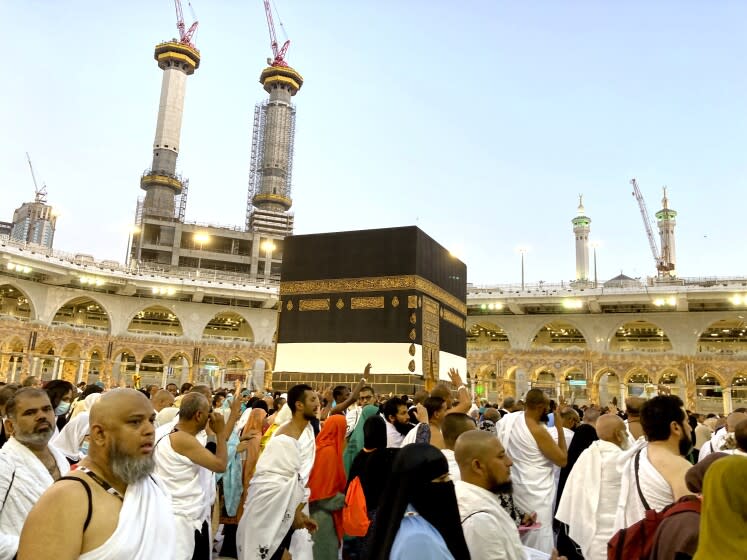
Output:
top-left (0, 367), bottom-right (745, 560)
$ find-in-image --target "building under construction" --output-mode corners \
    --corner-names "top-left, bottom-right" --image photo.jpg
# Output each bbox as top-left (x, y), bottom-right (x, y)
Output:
top-left (129, 1), bottom-right (302, 282)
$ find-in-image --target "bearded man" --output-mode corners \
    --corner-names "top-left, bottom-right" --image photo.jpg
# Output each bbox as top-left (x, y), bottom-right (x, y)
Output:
top-left (17, 388), bottom-right (175, 559)
top-left (0, 388), bottom-right (70, 558)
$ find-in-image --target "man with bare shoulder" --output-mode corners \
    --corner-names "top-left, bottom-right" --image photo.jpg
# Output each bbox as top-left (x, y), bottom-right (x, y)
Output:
top-left (614, 394), bottom-right (694, 531)
top-left (496, 389), bottom-right (568, 554)
top-left (18, 388), bottom-right (175, 559)
top-left (154, 386), bottom-right (241, 560)
top-left (237, 384), bottom-right (319, 560)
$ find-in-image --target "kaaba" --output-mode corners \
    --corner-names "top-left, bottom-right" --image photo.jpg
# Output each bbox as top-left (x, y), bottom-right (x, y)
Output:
top-left (272, 226), bottom-right (467, 395)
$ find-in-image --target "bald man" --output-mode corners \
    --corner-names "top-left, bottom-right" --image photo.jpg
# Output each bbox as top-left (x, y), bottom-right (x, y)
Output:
top-left (18, 389), bottom-right (176, 559)
top-left (441, 412), bottom-right (477, 480)
top-left (556, 414), bottom-right (627, 560)
top-left (454, 430), bottom-right (526, 560)
top-left (699, 411), bottom-right (747, 461)
top-left (152, 389), bottom-right (175, 413)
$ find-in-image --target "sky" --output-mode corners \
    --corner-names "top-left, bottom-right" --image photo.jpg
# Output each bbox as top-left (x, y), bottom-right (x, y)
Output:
top-left (2, 1), bottom-right (746, 286)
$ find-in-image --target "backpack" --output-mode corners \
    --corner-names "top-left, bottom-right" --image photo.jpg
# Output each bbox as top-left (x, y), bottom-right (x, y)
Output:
top-left (607, 450), bottom-right (701, 560)
top-left (342, 476), bottom-right (370, 537)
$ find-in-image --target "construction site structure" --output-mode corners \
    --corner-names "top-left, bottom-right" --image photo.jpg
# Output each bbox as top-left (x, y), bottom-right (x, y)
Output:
top-left (572, 195), bottom-right (591, 283)
top-left (128, 1), bottom-right (290, 283)
top-left (8, 154), bottom-right (57, 249)
top-left (630, 178), bottom-right (676, 279)
top-left (246, 0), bottom-right (303, 236)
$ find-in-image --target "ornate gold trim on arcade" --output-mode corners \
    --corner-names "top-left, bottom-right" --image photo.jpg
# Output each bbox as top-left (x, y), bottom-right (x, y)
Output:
top-left (280, 275), bottom-right (467, 315)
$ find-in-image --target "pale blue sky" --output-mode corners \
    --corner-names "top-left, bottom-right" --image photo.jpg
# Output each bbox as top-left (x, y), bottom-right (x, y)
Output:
top-left (2, 1), bottom-right (746, 284)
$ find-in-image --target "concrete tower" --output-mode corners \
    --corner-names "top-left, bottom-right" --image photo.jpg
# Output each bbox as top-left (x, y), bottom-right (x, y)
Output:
top-left (572, 195), bottom-right (591, 282)
top-left (656, 187), bottom-right (677, 274)
top-left (246, 64), bottom-right (303, 235)
top-left (140, 41), bottom-right (200, 218)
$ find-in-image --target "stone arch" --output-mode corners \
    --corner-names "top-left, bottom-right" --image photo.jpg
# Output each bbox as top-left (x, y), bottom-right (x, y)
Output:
top-left (624, 368), bottom-right (656, 398)
top-left (139, 350), bottom-right (166, 388)
top-left (532, 368), bottom-right (557, 399)
top-left (201, 311), bottom-right (254, 342)
top-left (127, 305), bottom-right (183, 337)
top-left (472, 364), bottom-right (497, 401)
top-left (87, 347), bottom-right (105, 382)
top-left (467, 322), bottom-right (512, 349)
top-left (595, 368), bottom-right (621, 407)
top-left (195, 354), bottom-right (221, 386)
top-left (696, 317), bottom-right (747, 355)
top-left (695, 370), bottom-right (726, 414)
top-left (655, 368), bottom-right (686, 399)
top-left (732, 373), bottom-right (747, 410)
top-left (609, 319), bottom-right (672, 353)
top-left (51, 296), bottom-right (111, 333)
top-left (2, 336), bottom-right (25, 353)
top-left (225, 356), bottom-right (248, 383)
top-left (531, 320), bottom-right (587, 350)
top-left (561, 366), bottom-right (589, 403)
top-left (167, 352), bottom-right (192, 387)
top-left (111, 349), bottom-right (138, 384)
top-left (0, 282), bottom-right (36, 321)
top-left (34, 340), bottom-right (57, 382)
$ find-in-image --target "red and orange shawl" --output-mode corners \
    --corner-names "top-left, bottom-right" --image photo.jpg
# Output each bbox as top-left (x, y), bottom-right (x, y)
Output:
top-left (308, 415), bottom-right (348, 542)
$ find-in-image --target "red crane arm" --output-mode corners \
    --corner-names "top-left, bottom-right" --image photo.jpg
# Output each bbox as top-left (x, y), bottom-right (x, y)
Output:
top-left (173, 0), bottom-right (198, 47)
top-left (263, 0), bottom-right (289, 66)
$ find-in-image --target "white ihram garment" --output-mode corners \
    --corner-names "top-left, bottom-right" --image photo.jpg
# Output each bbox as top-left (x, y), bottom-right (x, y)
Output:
top-left (237, 435), bottom-right (305, 560)
top-left (442, 449), bottom-right (460, 481)
top-left (613, 440), bottom-right (673, 531)
top-left (50, 411), bottom-right (90, 462)
top-left (79, 475), bottom-right (176, 560)
top-left (556, 440), bottom-right (622, 560)
top-left (547, 426), bottom-right (574, 510)
top-left (0, 438), bottom-right (70, 559)
top-left (153, 425), bottom-right (214, 560)
top-left (287, 421), bottom-right (316, 560)
top-left (455, 480), bottom-right (526, 560)
top-left (496, 412), bottom-right (555, 554)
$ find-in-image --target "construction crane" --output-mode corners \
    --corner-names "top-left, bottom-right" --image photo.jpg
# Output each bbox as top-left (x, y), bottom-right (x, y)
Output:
top-left (630, 178), bottom-right (673, 276)
top-left (263, 0), bottom-right (290, 67)
top-left (174, 0), bottom-right (199, 48)
top-left (26, 152), bottom-right (47, 204)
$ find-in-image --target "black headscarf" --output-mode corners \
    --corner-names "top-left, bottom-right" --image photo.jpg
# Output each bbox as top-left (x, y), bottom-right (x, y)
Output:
top-left (363, 414), bottom-right (387, 450)
top-left (369, 443), bottom-right (470, 560)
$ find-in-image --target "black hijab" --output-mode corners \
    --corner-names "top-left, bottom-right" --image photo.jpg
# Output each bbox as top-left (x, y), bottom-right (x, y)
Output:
top-left (363, 414), bottom-right (387, 450)
top-left (369, 443), bottom-right (470, 560)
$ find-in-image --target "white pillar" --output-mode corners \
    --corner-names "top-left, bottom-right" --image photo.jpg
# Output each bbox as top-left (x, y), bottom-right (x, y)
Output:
top-left (219, 369), bottom-right (226, 389)
top-left (57, 359), bottom-right (65, 381)
top-left (134, 363), bottom-right (141, 388)
top-left (620, 383), bottom-right (627, 410)
top-left (77, 361), bottom-right (86, 384)
top-left (32, 357), bottom-right (40, 377)
top-left (9, 358), bottom-right (17, 383)
top-left (160, 368), bottom-right (168, 390)
top-left (555, 381), bottom-right (562, 401)
top-left (723, 387), bottom-right (733, 415)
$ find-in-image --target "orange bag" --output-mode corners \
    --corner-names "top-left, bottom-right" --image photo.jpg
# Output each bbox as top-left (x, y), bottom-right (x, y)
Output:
top-left (342, 476), bottom-right (370, 537)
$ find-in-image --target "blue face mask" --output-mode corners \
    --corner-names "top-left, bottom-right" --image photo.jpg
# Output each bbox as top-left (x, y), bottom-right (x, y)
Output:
top-left (55, 401), bottom-right (71, 416)
top-left (79, 440), bottom-right (89, 457)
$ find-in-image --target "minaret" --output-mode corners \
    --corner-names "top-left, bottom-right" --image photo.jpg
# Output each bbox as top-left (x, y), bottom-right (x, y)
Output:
top-left (140, 41), bottom-right (200, 218)
top-left (572, 195), bottom-right (591, 282)
top-left (246, 64), bottom-right (303, 234)
top-left (655, 187), bottom-right (677, 275)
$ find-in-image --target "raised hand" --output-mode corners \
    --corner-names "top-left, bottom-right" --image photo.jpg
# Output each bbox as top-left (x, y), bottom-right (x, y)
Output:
top-left (448, 368), bottom-right (464, 387)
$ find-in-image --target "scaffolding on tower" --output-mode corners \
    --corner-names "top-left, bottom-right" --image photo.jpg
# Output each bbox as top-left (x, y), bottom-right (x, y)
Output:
top-left (246, 103), bottom-right (267, 230)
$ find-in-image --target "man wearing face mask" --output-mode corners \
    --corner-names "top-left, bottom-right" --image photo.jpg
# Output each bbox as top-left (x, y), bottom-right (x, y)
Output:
top-left (495, 389), bottom-right (568, 554)
top-left (0, 388), bottom-right (70, 558)
top-left (368, 443), bottom-right (471, 560)
top-left (556, 414), bottom-right (628, 560)
top-left (153, 392), bottom-right (239, 560)
top-left (613, 394), bottom-right (694, 532)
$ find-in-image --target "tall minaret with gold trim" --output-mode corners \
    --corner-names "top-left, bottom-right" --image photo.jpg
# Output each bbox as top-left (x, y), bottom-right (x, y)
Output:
top-left (656, 187), bottom-right (677, 275)
top-left (572, 195), bottom-right (591, 282)
top-left (246, 64), bottom-right (303, 234)
top-left (140, 41), bottom-right (200, 218)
